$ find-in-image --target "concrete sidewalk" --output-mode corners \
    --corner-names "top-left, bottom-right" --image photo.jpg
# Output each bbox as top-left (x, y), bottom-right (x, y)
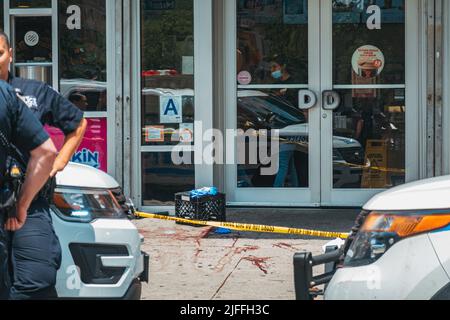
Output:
top-left (135, 208), bottom-right (359, 300)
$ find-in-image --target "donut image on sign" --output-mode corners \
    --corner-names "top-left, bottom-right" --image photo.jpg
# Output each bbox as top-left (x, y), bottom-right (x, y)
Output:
top-left (352, 45), bottom-right (385, 79)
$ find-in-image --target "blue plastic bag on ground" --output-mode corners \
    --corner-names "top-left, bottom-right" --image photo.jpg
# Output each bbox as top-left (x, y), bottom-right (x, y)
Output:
top-left (190, 187), bottom-right (218, 199)
top-left (214, 227), bottom-right (231, 235)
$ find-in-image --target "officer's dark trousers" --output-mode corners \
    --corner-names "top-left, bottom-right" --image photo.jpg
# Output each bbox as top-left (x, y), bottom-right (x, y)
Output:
top-left (6, 198), bottom-right (62, 300)
top-left (0, 213), bottom-right (10, 300)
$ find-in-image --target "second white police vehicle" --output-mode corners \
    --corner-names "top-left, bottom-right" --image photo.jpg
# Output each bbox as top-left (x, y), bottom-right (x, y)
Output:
top-left (294, 175), bottom-right (450, 300)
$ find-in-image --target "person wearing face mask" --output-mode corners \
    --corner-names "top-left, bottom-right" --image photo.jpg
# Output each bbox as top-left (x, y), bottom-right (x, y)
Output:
top-left (268, 54), bottom-right (301, 188)
top-left (269, 54), bottom-right (299, 108)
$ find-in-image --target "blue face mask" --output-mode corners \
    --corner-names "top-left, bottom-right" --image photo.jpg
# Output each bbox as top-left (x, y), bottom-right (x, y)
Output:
top-left (271, 70), bottom-right (282, 80)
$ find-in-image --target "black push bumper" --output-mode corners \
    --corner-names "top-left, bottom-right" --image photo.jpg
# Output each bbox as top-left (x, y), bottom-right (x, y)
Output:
top-left (293, 247), bottom-right (342, 300)
top-left (139, 251), bottom-right (150, 283)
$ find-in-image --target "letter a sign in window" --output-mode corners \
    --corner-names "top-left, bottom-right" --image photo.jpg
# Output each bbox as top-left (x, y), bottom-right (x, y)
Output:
top-left (160, 96), bottom-right (183, 124)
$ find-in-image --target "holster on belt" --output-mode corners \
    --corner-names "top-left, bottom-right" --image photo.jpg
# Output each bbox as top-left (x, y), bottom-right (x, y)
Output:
top-left (39, 177), bottom-right (56, 205)
top-left (0, 159), bottom-right (24, 220)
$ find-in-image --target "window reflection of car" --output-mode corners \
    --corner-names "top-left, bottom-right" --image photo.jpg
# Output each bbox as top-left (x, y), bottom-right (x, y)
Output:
top-left (60, 79), bottom-right (108, 112)
top-left (237, 90), bottom-right (365, 188)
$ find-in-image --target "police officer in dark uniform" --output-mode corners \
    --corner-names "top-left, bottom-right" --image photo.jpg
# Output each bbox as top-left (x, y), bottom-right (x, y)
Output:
top-left (0, 81), bottom-right (57, 299)
top-left (0, 32), bottom-right (87, 299)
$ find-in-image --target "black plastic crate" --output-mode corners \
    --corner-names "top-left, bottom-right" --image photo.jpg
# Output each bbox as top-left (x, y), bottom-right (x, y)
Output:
top-left (175, 192), bottom-right (226, 224)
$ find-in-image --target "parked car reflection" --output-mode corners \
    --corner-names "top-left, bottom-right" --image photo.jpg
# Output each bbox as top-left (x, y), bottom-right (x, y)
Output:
top-left (236, 90), bottom-right (365, 188)
top-left (60, 79), bottom-right (108, 112)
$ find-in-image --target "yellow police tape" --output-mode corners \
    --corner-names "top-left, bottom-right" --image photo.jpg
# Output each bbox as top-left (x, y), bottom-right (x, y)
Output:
top-left (135, 212), bottom-right (349, 239)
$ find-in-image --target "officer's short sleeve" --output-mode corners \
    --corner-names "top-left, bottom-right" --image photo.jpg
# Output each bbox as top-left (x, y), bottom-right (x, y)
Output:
top-left (9, 91), bottom-right (49, 153)
top-left (41, 83), bottom-right (84, 135)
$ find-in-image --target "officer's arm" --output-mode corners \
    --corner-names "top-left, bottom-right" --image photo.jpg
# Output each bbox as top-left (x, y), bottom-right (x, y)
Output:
top-left (6, 139), bottom-right (57, 231)
top-left (50, 118), bottom-right (87, 177)
top-left (42, 83), bottom-right (86, 176)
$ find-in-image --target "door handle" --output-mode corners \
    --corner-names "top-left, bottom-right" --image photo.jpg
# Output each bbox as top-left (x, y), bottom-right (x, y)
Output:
top-left (298, 90), bottom-right (317, 110)
top-left (322, 90), bottom-right (341, 111)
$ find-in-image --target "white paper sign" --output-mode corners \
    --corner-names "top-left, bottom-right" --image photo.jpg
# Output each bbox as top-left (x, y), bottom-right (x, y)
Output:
top-left (144, 126), bottom-right (165, 142)
top-left (160, 96), bottom-right (183, 124)
top-left (179, 123), bottom-right (194, 143)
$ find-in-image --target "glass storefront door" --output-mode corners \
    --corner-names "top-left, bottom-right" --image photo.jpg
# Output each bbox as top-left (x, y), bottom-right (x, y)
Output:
top-left (133, 0), bottom-right (213, 210)
top-left (226, 0), bottom-right (419, 206)
top-left (321, 0), bottom-right (419, 206)
top-left (226, 0), bottom-right (321, 206)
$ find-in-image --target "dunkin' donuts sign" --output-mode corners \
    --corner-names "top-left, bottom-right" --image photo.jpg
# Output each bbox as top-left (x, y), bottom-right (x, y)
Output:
top-left (46, 118), bottom-right (108, 172)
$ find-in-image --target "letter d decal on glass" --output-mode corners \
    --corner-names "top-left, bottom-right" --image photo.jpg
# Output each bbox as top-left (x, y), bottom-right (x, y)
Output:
top-left (298, 90), bottom-right (317, 110)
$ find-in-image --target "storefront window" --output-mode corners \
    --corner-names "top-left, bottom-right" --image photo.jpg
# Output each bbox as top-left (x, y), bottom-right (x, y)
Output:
top-left (140, 0), bottom-right (196, 206)
top-left (333, 0), bottom-right (405, 85)
top-left (237, 0), bottom-right (308, 85)
top-left (14, 16), bottom-right (52, 63)
top-left (140, 0), bottom-right (195, 146)
top-left (237, 89), bottom-right (309, 188)
top-left (236, 0), bottom-right (309, 189)
top-left (10, 0), bottom-right (51, 8)
top-left (58, 0), bottom-right (107, 112)
top-left (142, 153), bottom-right (195, 207)
top-left (332, 0), bottom-right (406, 189)
top-left (333, 89), bottom-right (405, 188)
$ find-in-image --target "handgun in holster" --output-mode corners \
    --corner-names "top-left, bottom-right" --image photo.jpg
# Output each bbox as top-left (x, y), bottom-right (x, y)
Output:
top-left (40, 176), bottom-right (56, 205)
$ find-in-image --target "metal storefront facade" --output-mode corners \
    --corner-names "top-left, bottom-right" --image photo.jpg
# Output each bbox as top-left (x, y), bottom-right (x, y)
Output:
top-left (2, 0), bottom-right (449, 210)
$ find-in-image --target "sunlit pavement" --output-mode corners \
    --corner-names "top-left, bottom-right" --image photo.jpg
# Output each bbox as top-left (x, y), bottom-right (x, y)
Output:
top-left (134, 208), bottom-right (358, 300)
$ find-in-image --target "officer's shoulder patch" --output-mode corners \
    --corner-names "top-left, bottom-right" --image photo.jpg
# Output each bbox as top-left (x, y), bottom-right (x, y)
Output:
top-left (16, 93), bottom-right (38, 109)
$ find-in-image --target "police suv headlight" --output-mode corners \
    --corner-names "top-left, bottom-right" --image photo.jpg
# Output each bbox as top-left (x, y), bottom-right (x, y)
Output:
top-left (345, 211), bottom-right (450, 268)
top-left (52, 187), bottom-right (127, 223)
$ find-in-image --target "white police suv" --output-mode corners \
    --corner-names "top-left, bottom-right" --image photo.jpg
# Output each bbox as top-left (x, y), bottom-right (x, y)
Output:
top-left (52, 163), bottom-right (149, 299)
top-left (294, 175), bottom-right (450, 300)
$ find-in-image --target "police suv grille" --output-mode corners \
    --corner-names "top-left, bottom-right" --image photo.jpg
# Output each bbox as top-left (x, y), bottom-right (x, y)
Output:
top-left (69, 243), bottom-right (128, 285)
